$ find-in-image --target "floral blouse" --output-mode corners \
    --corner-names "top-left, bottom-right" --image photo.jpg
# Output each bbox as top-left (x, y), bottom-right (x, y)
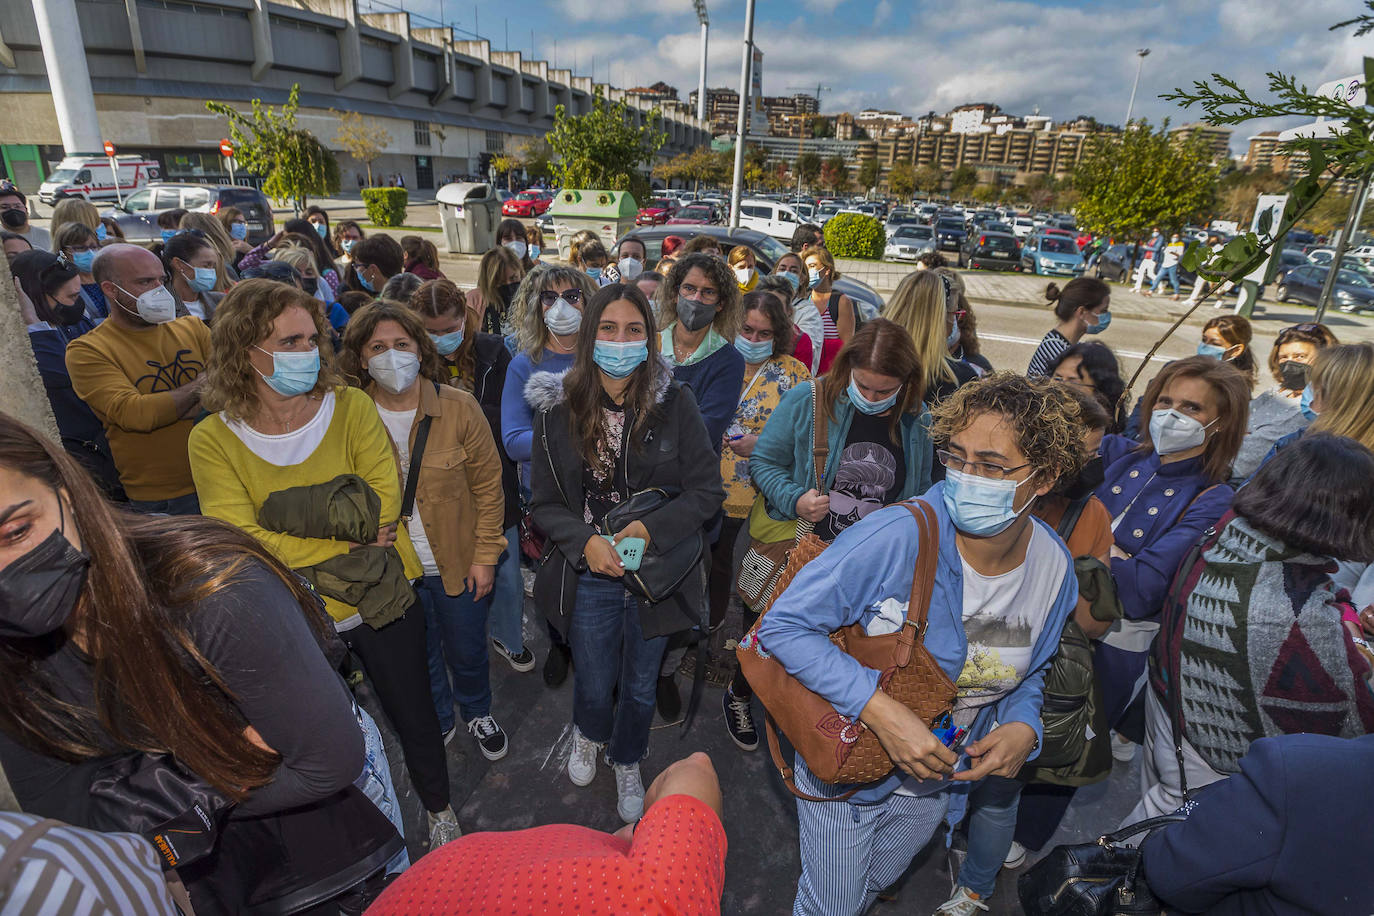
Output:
top-left (721, 355), bottom-right (811, 519)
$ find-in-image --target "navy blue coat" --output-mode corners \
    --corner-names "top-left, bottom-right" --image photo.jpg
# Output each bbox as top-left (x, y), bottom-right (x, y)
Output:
top-left (667, 340), bottom-right (744, 456)
top-left (1142, 733), bottom-right (1374, 915)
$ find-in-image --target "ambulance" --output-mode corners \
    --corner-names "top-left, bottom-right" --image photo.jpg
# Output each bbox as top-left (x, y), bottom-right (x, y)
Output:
top-left (38, 155), bottom-right (161, 204)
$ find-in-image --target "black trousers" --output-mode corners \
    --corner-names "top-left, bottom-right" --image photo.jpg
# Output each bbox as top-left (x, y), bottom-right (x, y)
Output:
top-left (342, 601), bottom-right (451, 814)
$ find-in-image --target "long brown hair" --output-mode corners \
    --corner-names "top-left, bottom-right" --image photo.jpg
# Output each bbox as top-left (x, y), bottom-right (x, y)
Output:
top-left (0, 414), bottom-right (332, 801)
top-left (1136, 355), bottom-right (1250, 484)
top-left (818, 318), bottom-right (924, 444)
top-left (562, 283), bottom-right (668, 472)
top-left (339, 300), bottom-right (448, 387)
top-left (409, 279), bottom-right (480, 386)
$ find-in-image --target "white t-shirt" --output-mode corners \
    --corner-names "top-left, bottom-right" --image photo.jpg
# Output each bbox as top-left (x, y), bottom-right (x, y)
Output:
top-left (183, 298), bottom-right (206, 320)
top-left (375, 404), bottom-right (439, 577)
top-left (224, 390), bottom-right (335, 466)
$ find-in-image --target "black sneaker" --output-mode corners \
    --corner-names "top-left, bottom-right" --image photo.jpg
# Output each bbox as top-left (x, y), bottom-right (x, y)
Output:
top-left (656, 674), bottom-right (682, 721)
top-left (723, 687), bottom-right (759, 751)
top-left (543, 643), bottom-right (572, 688)
top-left (466, 715), bottom-right (509, 761)
top-left (492, 639), bottom-right (536, 673)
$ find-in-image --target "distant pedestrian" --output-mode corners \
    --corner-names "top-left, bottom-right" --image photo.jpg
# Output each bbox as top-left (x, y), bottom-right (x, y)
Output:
top-left (1146, 233), bottom-right (1186, 299)
top-left (1026, 277), bottom-right (1111, 377)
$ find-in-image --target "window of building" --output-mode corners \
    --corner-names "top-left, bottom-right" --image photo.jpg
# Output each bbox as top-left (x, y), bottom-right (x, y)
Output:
top-left (485, 130), bottom-right (504, 153)
top-left (414, 120), bottom-right (431, 147)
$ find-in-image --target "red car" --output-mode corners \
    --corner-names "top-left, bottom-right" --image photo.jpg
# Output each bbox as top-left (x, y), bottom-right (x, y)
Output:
top-left (665, 204), bottom-right (720, 226)
top-left (502, 190), bottom-right (552, 217)
top-left (636, 198), bottom-right (679, 226)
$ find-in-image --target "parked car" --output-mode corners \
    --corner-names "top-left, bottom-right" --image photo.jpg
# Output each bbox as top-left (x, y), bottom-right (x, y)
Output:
top-left (960, 231), bottom-right (1021, 270)
top-left (983, 220), bottom-right (1013, 234)
top-left (665, 204), bottom-right (721, 226)
top-left (635, 197), bottom-right (680, 226)
top-left (616, 224), bottom-right (884, 318)
top-left (885, 211), bottom-right (923, 237)
top-left (884, 225), bottom-right (936, 261)
top-left (934, 217), bottom-right (967, 252)
top-left (1093, 243), bottom-right (1137, 282)
top-left (1276, 264), bottom-right (1374, 312)
top-left (502, 189), bottom-right (552, 217)
top-left (101, 183), bottom-right (276, 246)
top-left (39, 155), bottom-right (161, 204)
top-left (736, 199), bottom-right (803, 240)
top-left (1274, 247), bottom-right (1312, 282)
top-left (1021, 233), bottom-right (1084, 276)
top-left (1011, 215), bottom-right (1035, 238)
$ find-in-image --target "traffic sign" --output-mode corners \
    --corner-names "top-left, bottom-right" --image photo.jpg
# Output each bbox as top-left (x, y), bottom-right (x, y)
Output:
top-left (103, 140), bottom-right (116, 156)
top-left (219, 138), bottom-right (235, 158)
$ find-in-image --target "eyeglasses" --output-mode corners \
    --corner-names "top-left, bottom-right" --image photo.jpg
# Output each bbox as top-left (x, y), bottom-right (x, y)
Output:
top-left (936, 449), bottom-right (1031, 481)
top-left (64, 244), bottom-right (100, 254)
top-left (680, 281), bottom-right (720, 304)
top-left (1284, 323), bottom-right (1320, 334)
top-left (538, 288), bottom-right (583, 307)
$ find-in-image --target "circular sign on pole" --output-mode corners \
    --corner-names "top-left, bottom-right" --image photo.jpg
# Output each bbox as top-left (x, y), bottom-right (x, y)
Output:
top-left (219, 139), bottom-right (235, 158)
top-left (103, 141), bottom-right (116, 157)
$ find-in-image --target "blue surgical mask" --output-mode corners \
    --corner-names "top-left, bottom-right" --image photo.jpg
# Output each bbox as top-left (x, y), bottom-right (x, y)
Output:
top-left (734, 334), bottom-right (774, 363)
top-left (429, 329), bottom-right (464, 356)
top-left (254, 346), bottom-right (320, 397)
top-left (72, 250), bottom-right (96, 273)
top-left (586, 266), bottom-right (603, 280)
top-left (230, 222), bottom-right (248, 240)
top-left (778, 270), bottom-right (800, 291)
top-left (941, 467), bottom-right (1034, 537)
top-left (95, 223), bottom-right (107, 242)
top-left (593, 339), bottom-right (648, 378)
top-left (183, 264), bottom-right (217, 293)
top-left (357, 270), bottom-right (375, 293)
top-left (343, 238), bottom-right (357, 254)
top-left (160, 229), bottom-right (177, 244)
top-left (808, 268), bottom-right (824, 287)
top-left (1085, 310), bottom-right (1111, 334)
top-left (1196, 342), bottom-right (1226, 360)
top-left (1300, 385), bottom-right (1319, 422)
top-left (529, 244), bottom-right (541, 260)
top-left (847, 375), bottom-right (899, 415)
top-left (313, 222), bottom-right (328, 239)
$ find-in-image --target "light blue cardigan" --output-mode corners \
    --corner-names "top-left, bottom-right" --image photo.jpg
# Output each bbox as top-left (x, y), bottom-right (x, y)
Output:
top-left (755, 487), bottom-right (1077, 808)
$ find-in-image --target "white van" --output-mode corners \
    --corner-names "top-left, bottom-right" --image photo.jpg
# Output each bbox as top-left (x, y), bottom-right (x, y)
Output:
top-left (1012, 216), bottom-right (1035, 239)
top-left (737, 199), bottom-right (803, 240)
top-left (39, 156), bottom-right (161, 205)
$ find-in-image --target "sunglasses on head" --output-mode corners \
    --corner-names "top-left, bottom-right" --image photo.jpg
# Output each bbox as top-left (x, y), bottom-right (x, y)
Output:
top-left (1285, 323), bottom-right (1320, 334)
top-left (538, 288), bottom-right (583, 307)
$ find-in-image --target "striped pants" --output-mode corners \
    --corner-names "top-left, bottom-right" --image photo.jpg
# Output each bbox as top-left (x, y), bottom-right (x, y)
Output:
top-left (793, 764), bottom-right (949, 916)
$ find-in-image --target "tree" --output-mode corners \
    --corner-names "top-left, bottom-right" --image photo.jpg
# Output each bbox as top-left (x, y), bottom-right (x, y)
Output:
top-left (546, 89), bottom-right (666, 202)
top-left (810, 117), bottom-right (835, 139)
top-left (518, 138), bottom-right (554, 182)
top-left (913, 163), bottom-right (944, 195)
top-left (888, 161), bottom-right (916, 200)
top-left (971, 183), bottom-right (1000, 203)
top-left (796, 151), bottom-right (822, 189)
top-left (332, 110), bottom-right (392, 187)
top-left (823, 154), bottom-right (849, 192)
top-left (856, 159), bottom-right (881, 193)
top-left (1071, 120), bottom-right (1219, 239)
top-left (491, 154), bottom-right (520, 191)
top-left (207, 84), bottom-right (339, 212)
top-left (771, 161), bottom-right (791, 191)
top-left (950, 165), bottom-right (978, 199)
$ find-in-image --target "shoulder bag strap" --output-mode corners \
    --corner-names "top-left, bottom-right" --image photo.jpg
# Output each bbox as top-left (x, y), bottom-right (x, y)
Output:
top-left (765, 714), bottom-right (858, 803)
top-left (0, 818), bottom-right (60, 892)
top-left (826, 291), bottom-right (841, 326)
top-left (893, 501), bottom-right (940, 667)
top-left (1054, 494), bottom-right (1090, 542)
top-left (399, 384), bottom-right (438, 524)
top-left (811, 382), bottom-right (829, 494)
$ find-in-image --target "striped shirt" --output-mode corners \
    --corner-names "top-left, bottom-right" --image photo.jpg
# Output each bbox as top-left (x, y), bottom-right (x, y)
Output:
top-left (0, 815), bottom-right (178, 916)
top-left (1027, 329), bottom-right (1071, 378)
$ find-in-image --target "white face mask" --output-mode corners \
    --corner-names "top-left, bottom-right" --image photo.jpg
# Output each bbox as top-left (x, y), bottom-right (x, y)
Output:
top-left (114, 283), bottom-right (177, 324)
top-left (504, 239), bottom-right (528, 260)
top-left (367, 348), bottom-right (421, 395)
top-left (734, 265), bottom-right (754, 285)
top-left (543, 298), bottom-right (582, 336)
top-left (617, 256), bottom-right (644, 280)
top-left (1149, 408), bottom-right (1215, 456)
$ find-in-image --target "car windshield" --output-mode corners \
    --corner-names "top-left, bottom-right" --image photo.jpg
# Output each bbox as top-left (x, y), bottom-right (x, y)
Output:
top-left (49, 168), bottom-right (80, 182)
top-left (895, 226), bottom-right (932, 240)
top-left (936, 220), bottom-right (963, 231)
top-left (647, 199), bottom-right (671, 209)
top-left (679, 206), bottom-right (711, 219)
top-left (519, 191), bottom-right (543, 200)
top-left (1338, 269), bottom-right (1371, 287)
top-left (1041, 237), bottom-right (1076, 254)
top-left (755, 235), bottom-right (790, 263)
top-left (982, 236), bottom-right (1017, 250)
top-left (985, 222), bottom-right (1011, 233)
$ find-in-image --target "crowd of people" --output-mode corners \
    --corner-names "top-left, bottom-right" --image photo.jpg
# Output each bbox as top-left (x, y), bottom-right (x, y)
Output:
top-left (1, 192), bottom-right (1372, 916)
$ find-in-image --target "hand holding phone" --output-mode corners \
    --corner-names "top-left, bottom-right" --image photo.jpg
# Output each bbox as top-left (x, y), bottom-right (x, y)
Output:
top-left (603, 535), bottom-right (645, 571)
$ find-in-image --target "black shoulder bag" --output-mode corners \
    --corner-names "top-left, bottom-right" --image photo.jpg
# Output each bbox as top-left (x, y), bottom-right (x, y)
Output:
top-left (397, 389), bottom-right (436, 526)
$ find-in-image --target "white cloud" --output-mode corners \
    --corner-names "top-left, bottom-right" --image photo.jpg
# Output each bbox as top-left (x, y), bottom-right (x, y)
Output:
top-left (873, 0), bottom-right (892, 25)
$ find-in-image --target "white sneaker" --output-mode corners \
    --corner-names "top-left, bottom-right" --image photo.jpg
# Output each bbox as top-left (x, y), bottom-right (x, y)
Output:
top-left (426, 807), bottom-right (461, 848)
top-left (568, 726), bottom-right (598, 787)
top-left (613, 762), bottom-right (645, 823)
top-left (1004, 840), bottom-right (1027, 869)
top-left (934, 886), bottom-right (989, 916)
top-left (1111, 730), bottom-right (1137, 762)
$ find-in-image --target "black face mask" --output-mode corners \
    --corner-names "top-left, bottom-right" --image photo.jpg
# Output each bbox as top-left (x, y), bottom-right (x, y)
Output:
top-left (0, 501), bottom-right (89, 638)
top-left (301, 277), bottom-right (319, 296)
top-left (0, 208), bottom-right (27, 230)
top-left (50, 297), bottom-right (86, 326)
top-left (1061, 456), bottom-right (1105, 501)
top-left (497, 281), bottom-right (521, 309)
top-left (1279, 359), bottom-right (1310, 391)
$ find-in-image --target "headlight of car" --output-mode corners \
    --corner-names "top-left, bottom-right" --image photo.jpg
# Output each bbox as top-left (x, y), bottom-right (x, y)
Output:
top-left (1336, 289), bottom-right (1356, 302)
top-left (1040, 257), bottom-right (1054, 268)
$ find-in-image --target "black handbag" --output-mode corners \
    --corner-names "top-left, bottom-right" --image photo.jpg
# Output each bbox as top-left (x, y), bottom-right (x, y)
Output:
top-left (599, 488), bottom-right (703, 604)
top-left (87, 753), bottom-right (233, 870)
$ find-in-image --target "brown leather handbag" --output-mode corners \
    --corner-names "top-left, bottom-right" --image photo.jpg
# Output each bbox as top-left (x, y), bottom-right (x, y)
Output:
top-left (736, 500), bottom-right (957, 800)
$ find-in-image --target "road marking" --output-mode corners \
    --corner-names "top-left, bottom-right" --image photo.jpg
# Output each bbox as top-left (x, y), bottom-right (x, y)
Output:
top-left (979, 332), bottom-right (1174, 363)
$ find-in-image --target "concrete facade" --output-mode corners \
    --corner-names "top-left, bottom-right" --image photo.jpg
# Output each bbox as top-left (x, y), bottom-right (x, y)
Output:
top-left (0, 0), bottom-right (709, 190)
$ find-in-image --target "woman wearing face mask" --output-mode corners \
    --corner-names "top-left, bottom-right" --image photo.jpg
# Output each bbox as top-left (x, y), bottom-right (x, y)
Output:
top-left (500, 265), bottom-right (599, 686)
top-left (750, 318), bottom-right (933, 553)
top-left (189, 280), bottom-right (463, 851)
top-left (939, 268), bottom-right (993, 378)
top-left (468, 245), bottom-right (524, 335)
top-left (527, 283), bottom-right (724, 824)
top-left (497, 219), bottom-right (535, 272)
top-left (1047, 341), bottom-right (1129, 433)
top-left (1255, 342), bottom-right (1374, 471)
top-left (803, 246), bottom-right (856, 344)
top-left (1196, 314), bottom-right (1256, 385)
top-left (1027, 277), bottom-right (1111, 377)
top-left (409, 280), bottom-right (530, 675)
top-left (342, 302), bottom-right (511, 761)
top-left (756, 373), bottom-right (1081, 916)
top-left (714, 290), bottom-right (811, 751)
top-left (774, 251), bottom-right (836, 376)
top-left (728, 245), bottom-right (759, 292)
top-left (217, 205), bottom-right (253, 259)
top-left (1093, 356), bottom-right (1248, 761)
top-left (273, 245), bottom-right (351, 333)
top-left (1231, 322), bottom-right (1339, 481)
top-left (180, 211), bottom-right (243, 284)
top-left (48, 198), bottom-right (101, 251)
top-left (334, 220), bottom-right (366, 272)
top-left (13, 250), bottom-right (121, 496)
top-left (307, 205), bottom-right (340, 259)
top-left (54, 222), bottom-right (109, 322)
top-left (242, 221), bottom-right (344, 300)
top-left (525, 225), bottom-right (546, 264)
top-left (572, 239), bottom-right (611, 286)
top-left (658, 253), bottom-right (746, 450)
top-left (0, 416), bottom-right (407, 913)
top-left (755, 275), bottom-right (815, 374)
top-left (163, 232), bottom-right (224, 323)
top-left (348, 234), bottom-right (405, 296)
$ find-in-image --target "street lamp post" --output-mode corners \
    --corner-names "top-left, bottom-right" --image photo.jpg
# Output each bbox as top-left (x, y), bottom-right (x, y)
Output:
top-left (693, 1), bottom-right (709, 123)
top-left (728, 0), bottom-right (756, 229)
top-left (1124, 48), bottom-right (1151, 125)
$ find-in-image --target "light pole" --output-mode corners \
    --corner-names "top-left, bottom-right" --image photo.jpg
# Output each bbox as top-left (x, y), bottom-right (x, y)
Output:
top-left (693, 1), bottom-right (709, 123)
top-left (728, 0), bottom-right (756, 229)
top-left (1124, 48), bottom-right (1151, 125)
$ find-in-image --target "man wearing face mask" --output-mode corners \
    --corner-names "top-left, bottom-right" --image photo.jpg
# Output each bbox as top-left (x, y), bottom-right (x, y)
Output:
top-left (0, 187), bottom-right (49, 250)
top-left (65, 244), bottom-right (210, 514)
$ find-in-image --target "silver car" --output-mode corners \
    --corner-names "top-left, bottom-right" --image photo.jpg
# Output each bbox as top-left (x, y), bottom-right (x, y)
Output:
top-left (885, 225), bottom-right (936, 261)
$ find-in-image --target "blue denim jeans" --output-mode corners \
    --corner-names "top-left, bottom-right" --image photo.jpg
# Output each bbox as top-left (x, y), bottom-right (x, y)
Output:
top-left (1151, 264), bottom-right (1180, 293)
top-left (955, 774), bottom-right (1026, 897)
top-left (126, 492), bottom-right (200, 516)
top-left (569, 573), bottom-right (669, 766)
top-left (416, 574), bottom-right (492, 731)
top-left (353, 705), bottom-right (410, 875)
top-left (488, 526), bottom-right (525, 655)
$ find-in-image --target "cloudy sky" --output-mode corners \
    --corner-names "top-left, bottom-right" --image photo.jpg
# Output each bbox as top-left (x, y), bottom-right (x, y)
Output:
top-left (376, 0), bottom-right (1370, 151)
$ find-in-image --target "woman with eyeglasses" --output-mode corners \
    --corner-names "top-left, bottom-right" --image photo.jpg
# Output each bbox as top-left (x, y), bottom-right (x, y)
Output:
top-left (1047, 342), bottom-right (1128, 433)
top-left (756, 373), bottom-right (1081, 916)
top-left (333, 220), bottom-right (365, 272)
top-left (1232, 322), bottom-right (1339, 481)
top-left (939, 268), bottom-right (993, 379)
top-left (54, 222), bottom-right (109, 322)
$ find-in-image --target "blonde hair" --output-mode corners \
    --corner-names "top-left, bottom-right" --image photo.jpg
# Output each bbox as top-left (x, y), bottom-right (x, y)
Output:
top-left (884, 270), bottom-right (956, 391)
top-left (273, 244), bottom-right (318, 276)
top-left (510, 263), bottom-right (599, 359)
top-left (202, 280), bottom-right (343, 421)
top-left (478, 245), bottom-right (523, 309)
top-left (1310, 342), bottom-right (1374, 451)
top-left (179, 211), bottom-right (237, 273)
top-left (727, 245), bottom-right (755, 268)
top-left (567, 229), bottom-right (599, 266)
top-left (802, 245), bottom-right (841, 281)
top-left (50, 198), bottom-right (100, 248)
